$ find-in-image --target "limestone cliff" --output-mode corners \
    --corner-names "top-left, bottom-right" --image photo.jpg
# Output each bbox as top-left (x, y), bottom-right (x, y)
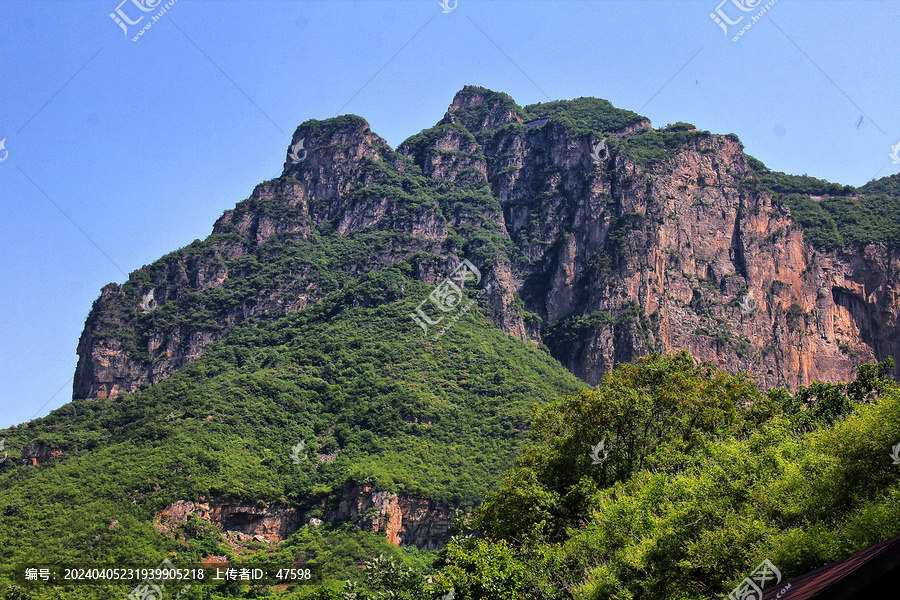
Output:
top-left (157, 484), bottom-right (453, 550)
top-left (74, 85), bottom-right (900, 398)
top-left (328, 481), bottom-right (453, 550)
top-left (157, 498), bottom-right (302, 544)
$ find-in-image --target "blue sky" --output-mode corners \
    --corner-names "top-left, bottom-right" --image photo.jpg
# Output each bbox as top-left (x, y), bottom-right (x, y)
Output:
top-left (1, 0), bottom-right (898, 429)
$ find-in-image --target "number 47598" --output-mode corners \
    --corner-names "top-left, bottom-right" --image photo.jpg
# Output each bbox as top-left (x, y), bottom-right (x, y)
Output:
top-left (275, 568), bottom-right (311, 580)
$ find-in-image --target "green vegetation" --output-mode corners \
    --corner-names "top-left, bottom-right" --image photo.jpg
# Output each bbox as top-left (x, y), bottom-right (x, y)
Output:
top-left (0, 264), bottom-right (582, 599)
top-left (522, 98), bottom-right (646, 136)
top-left (861, 172), bottom-right (900, 196)
top-left (8, 87), bottom-right (900, 600)
top-left (21, 291), bottom-right (900, 599)
top-left (445, 86), bottom-right (529, 131)
top-left (620, 125), bottom-right (713, 168)
top-left (545, 310), bottom-right (614, 348)
top-left (89, 109), bottom-right (518, 379)
top-left (745, 157), bottom-right (855, 197)
top-left (5, 295), bottom-right (900, 598)
top-left (743, 158), bottom-right (900, 250)
top-left (775, 193), bottom-right (900, 250)
top-left (434, 353), bottom-right (900, 599)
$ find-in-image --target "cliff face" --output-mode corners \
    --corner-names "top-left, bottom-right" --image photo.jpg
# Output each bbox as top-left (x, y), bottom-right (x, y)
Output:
top-left (72, 116), bottom-right (448, 399)
top-left (157, 484), bottom-right (453, 550)
top-left (328, 481), bottom-right (453, 550)
top-left (21, 442), bottom-right (63, 466)
top-left (467, 123), bottom-right (900, 389)
top-left (157, 499), bottom-right (302, 544)
top-left (74, 85), bottom-right (900, 398)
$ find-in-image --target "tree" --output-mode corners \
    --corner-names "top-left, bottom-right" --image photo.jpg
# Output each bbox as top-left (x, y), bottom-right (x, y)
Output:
top-left (476, 352), bottom-right (767, 542)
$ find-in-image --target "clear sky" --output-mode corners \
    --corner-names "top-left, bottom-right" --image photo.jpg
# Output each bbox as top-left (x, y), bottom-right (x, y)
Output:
top-left (1, 0), bottom-right (898, 429)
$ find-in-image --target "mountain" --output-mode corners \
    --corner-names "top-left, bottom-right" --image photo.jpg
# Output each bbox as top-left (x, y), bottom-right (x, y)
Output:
top-left (74, 86), bottom-right (900, 402)
top-left (3, 85), bottom-right (900, 599)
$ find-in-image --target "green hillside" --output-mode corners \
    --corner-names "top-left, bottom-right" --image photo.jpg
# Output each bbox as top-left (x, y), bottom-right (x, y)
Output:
top-left (744, 156), bottom-right (900, 250)
top-left (0, 266), bottom-right (583, 599)
top-left (7, 345), bottom-right (900, 599)
top-left (433, 353), bottom-right (900, 600)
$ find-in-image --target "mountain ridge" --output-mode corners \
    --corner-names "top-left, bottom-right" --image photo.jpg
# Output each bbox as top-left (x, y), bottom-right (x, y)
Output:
top-left (5, 85), bottom-right (900, 598)
top-left (74, 85), bottom-right (900, 401)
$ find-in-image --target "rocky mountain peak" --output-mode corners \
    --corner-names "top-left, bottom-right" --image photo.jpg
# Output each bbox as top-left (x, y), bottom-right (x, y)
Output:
top-left (440, 85), bottom-right (524, 131)
top-left (281, 114), bottom-right (391, 187)
top-left (73, 87), bottom-right (900, 402)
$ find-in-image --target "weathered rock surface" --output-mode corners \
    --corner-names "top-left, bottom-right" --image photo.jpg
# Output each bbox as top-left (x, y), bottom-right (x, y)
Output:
top-left (328, 481), bottom-right (453, 550)
top-left (74, 85), bottom-right (900, 395)
top-left (157, 499), bottom-right (302, 544)
top-left (21, 442), bottom-right (63, 466)
top-left (157, 485), bottom-right (453, 550)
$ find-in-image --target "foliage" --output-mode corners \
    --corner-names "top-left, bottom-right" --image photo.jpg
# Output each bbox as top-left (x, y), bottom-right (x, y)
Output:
top-left (445, 86), bottom-right (529, 131)
top-left (8, 86), bottom-right (900, 599)
top-left (860, 172), bottom-right (900, 196)
top-left (747, 160), bottom-right (855, 197)
top-left (620, 126), bottom-right (712, 168)
top-left (744, 159), bottom-right (900, 250)
top-left (0, 266), bottom-right (581, 599)
top-left (473, 352), bottom-right (770, 542)
top-left (778, 357), bottom-right (896, 432)
top-left (336, 554), bottom-right (426, 599)
top-left (439, 355), bottom-right (900, 600)
top-left (522, 98), bottom-right (646, 136)
top-left (774, 193), bottom-right (900, 250)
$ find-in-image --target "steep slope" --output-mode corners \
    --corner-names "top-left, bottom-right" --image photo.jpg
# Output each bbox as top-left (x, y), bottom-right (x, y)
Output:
top-left (6, 85), bottom-right (900, 599)
top-left (404, 89), bottom-right (900, 390)
top-left (436, 354), bottom-right (900, 600)
top-left (0, 273), bottom-right (583, 597)
top-left (73, 86), bottom-right (900, 401)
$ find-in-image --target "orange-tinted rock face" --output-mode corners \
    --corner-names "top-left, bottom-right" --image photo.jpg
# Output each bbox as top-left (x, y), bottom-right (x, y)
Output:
top-left (157, 499), bottom-right (301, 544)
top-left (501, 131), bottom-right (900, 389)
top-left (74, 88), bottom-right (900, 401)
top-left (21, 442), bottom-right (63, 466)
top-left (328, 481), bottom-right (453, 550)
top-left (157, 486), bottom-right (453, 550)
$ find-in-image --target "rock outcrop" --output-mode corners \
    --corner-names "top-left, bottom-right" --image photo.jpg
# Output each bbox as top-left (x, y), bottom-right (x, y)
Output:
top-left (328, 481), bottom-right (453, 550)
top-left (157, 486), bottom-right (453, 550)
top-left (74, 85), bottom-right (900, 400)
top-left (157, 499), bottom-right (302, 544)
top-left (21, 442), bottom-right (63, 466)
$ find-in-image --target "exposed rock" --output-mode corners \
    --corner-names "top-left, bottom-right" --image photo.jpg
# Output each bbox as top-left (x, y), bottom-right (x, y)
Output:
top-left (21, 442), bottom-right (63, 466)
top-left (74, 86), bottom-right (900, 401)
top-left (158, 489), bottom-right (452, 550)
top-left (157, 499), bottom-right (301, 543)
top-left (328, 481), bottom-right (453, 550)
